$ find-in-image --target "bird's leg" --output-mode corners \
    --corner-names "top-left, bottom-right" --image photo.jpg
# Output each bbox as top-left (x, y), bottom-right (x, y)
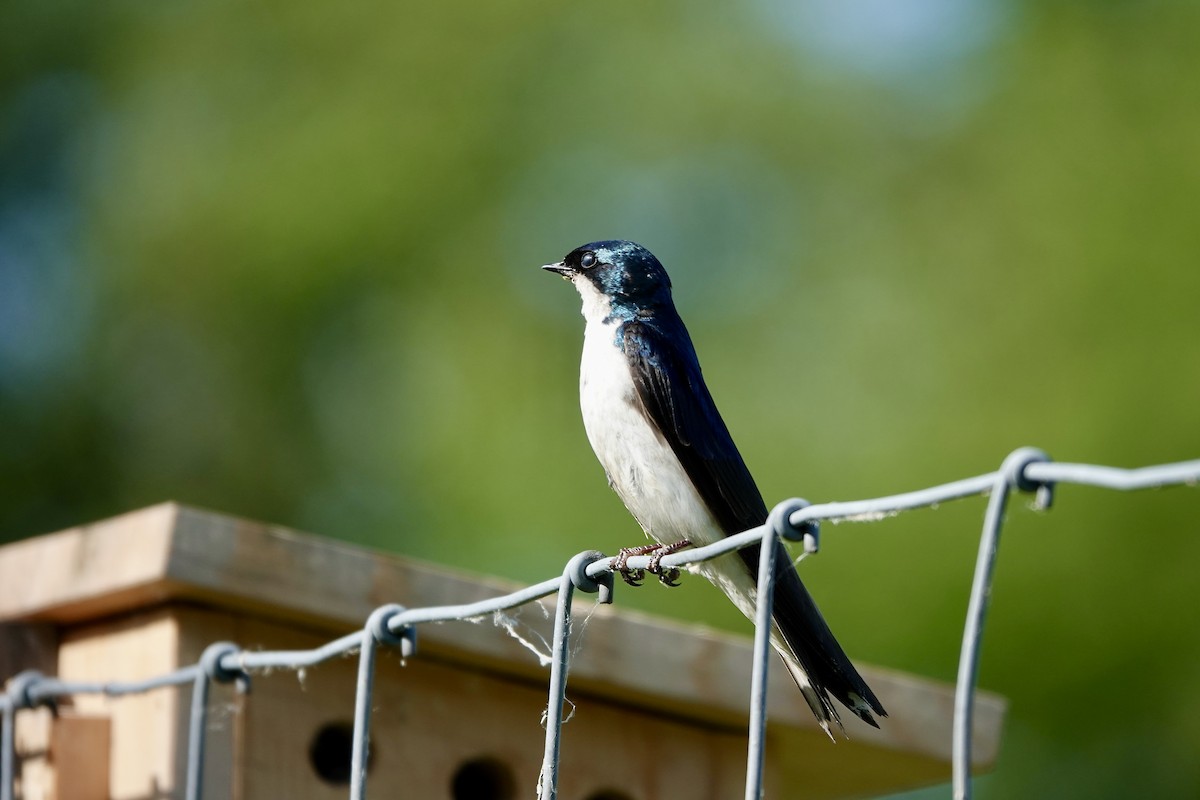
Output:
top-left (610, 540), bottom-right (693, 587)
top-left (610, 544), bottom-right (655, 586)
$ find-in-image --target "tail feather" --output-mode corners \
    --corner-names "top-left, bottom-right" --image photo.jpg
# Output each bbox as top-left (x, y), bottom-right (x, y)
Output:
top-left (777, 650), bottom-right (841, 740)
top-left (775, 636), bottom-right (883, 737)
top-left (742, 540), bottom-right (888, 734)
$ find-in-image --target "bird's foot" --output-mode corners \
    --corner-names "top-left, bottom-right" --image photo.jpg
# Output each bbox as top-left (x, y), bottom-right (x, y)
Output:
top-left (610, 540), bottom-right (693, 587)
top-left (648, 539), bottom-right (692, 585)
top-left (610, 545), bottom-right (653, 586)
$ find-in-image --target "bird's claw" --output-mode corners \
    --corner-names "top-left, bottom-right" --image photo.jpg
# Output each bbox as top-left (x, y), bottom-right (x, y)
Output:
top-left (657, 567), bottom-right (683, 587)
top-left (647, 548), bottom-right (684, 586)
top-left (621, 569), bottom-right (646, 587)
top-left (610, 546), bottom-right (647, 586)
top-left (610, 540), bottom-right (692, 588)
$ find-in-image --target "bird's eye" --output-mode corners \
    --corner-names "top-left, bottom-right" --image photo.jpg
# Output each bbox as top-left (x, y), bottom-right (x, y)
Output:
top-left (579, 252), bottom-right (597, 269)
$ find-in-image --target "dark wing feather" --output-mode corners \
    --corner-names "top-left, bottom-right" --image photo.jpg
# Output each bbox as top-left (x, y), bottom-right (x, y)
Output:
top-left (621, 318), bottom-right (886, 726)
top-left (622, 317), bottom-right (767, 532)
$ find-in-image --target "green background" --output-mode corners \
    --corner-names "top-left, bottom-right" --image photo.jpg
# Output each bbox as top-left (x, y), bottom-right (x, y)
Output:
top-left (2, 1), bottom-right (1198, 796)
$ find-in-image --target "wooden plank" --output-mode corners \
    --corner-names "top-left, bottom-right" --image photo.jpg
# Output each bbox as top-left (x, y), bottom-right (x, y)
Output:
top-left (0, 504), bottom-right (176, 624)
top-left (57, 608), bottom-right (187, 800)
top-left (51, 712), bottom-right (111, 800)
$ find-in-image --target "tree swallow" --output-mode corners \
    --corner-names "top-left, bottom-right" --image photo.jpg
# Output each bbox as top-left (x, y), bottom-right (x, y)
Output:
top-left (543, 240), bottom-right (886, 736)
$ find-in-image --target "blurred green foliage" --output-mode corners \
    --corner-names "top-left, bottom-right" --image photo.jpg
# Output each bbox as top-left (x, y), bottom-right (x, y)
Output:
top-left (2, 1), bottom-right (1198, 797)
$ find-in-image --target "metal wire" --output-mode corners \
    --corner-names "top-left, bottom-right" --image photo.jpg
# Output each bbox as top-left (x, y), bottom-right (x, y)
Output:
top-left (538, 567), bottom-right (578, 800)
top-left (2, 450), bottom-right (1197, 800)
top-left (745, 519), bottom-right (782, 800)
top-left (0, 703), bottom-right (13, 800)
top-left (185, 661), bottom-right (214, 800)
top-left (952, 448), bottom-right (1050, 800)
top-left (353, 605), bottom-right (415, 799)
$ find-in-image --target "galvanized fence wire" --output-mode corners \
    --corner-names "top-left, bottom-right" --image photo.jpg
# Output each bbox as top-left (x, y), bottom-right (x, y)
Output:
top-left (2, 448), bottom-right (1198, 800)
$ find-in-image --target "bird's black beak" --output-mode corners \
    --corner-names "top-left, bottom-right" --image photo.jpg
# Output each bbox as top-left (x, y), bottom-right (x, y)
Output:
top-left (542, 261), bottom-right (574, 279)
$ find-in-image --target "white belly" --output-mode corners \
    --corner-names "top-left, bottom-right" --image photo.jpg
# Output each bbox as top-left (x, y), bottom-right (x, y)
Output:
top-left (579, 317), bottom-right (762, 620)
top-left (579, 319), bottom-right (715, 543)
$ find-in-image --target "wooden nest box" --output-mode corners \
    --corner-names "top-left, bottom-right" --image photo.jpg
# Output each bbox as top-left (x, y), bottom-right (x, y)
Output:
top-left (0, 504), bottom-right (1004, 798)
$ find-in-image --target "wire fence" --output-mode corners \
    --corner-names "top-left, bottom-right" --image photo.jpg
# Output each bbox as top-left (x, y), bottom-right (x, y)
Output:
top-left (2, 447), bottom-right (1198, 800)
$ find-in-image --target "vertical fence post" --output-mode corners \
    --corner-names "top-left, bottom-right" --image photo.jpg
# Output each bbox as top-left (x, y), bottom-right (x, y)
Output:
top-left (953, 449), bottom-right (1051, 800)
top-left (745, 501), bottom-right (815, 800)
top-left (188, 643), bottom-right (247, 800)
top-left (538, 572), bottom-right (578, 800)
top-left (744, 526), bottom-right (780, 800)
top-left (0, 703), bottom-right (13, 800)
top-left (539, 551), bottom-right (611, 800)
top-left (350, 605), bottom-right (415, 800)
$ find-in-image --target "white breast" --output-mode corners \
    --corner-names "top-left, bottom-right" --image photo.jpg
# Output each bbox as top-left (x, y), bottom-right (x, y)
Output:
top-left (574, 281), bottom-right (726, 551)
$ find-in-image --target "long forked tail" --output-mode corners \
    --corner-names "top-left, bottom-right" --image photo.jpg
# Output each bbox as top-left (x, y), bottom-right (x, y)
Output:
top-left (751, 540), bottom-right (887, 737)
top-left (775, 645), bottom-right (882, 740)
top-left (776, 649), bottom-right (842, 740)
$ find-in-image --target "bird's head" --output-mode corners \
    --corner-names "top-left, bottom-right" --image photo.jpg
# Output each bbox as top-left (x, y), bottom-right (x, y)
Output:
top-left (542, 240), bottom-right (673, 319)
